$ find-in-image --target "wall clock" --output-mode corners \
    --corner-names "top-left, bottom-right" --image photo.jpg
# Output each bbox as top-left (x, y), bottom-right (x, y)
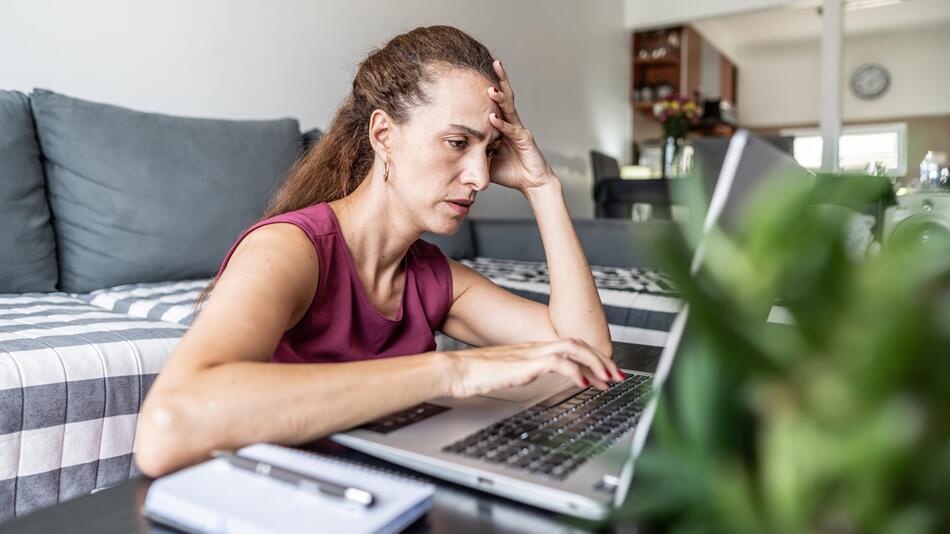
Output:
top-left (850, 63), bottom-right (890, 100)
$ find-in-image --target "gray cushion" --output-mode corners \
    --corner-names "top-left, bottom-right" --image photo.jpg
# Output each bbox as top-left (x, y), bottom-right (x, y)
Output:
top-left (471, 218), bottom-right (677, 269)
top-left (422, 218), bottom-right (475, 259)
top-left (0, 90), bottom-right (58, 292)
top-left (31, 89), bottom-right (301, 293)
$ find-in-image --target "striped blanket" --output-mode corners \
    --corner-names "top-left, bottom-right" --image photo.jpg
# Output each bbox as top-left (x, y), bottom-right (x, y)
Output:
top-left (0, 292), bottom-right (188, 519)
top-left (458, 258), bottom-right (680, 349)
top-left (0, 259), bottom-right (680, 520)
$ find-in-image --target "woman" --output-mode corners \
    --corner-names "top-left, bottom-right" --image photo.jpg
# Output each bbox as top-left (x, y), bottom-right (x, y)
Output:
top-left (136, 25), bottom-right (619, 478)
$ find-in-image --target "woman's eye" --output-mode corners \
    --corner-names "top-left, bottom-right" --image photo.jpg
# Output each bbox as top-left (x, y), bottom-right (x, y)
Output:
top-left (449, 139), bottom-right (498, 157)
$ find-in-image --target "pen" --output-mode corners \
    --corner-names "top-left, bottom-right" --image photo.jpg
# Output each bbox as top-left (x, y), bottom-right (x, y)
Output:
top-left (211, 450), bottom-right (375, 508)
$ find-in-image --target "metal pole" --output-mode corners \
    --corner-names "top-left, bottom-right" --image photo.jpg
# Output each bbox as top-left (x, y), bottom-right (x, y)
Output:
top-left (820, 0), bottom-right (843, 173)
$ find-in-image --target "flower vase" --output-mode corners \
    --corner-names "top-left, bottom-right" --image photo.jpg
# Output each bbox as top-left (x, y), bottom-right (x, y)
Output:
top-left (662, 136), bottom-right (685, 179)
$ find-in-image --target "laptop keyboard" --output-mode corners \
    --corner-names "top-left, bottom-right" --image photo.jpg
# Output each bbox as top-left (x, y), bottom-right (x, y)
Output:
top-left (442, 373), bottom-right (652, 480)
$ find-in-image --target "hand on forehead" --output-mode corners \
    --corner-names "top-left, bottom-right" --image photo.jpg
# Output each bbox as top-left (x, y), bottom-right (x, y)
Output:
top-left (413, 68), bottom-right (503, 140)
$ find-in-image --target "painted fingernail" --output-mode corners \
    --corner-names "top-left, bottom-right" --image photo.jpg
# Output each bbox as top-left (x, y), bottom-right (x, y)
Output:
top-left (582, 377), bottom-right (589, 386)
top-left (616, 370), bottom-right (625, 381)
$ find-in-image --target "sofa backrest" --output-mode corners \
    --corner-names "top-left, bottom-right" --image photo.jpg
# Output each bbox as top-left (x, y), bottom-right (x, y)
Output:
top-left (4, 86), bottom-right (669, 292)
top-left (473, 218), bottom-right (677, 269)
top-left (0, 90), bottom-right (58, 292)
top-left (425, 217), bottom-right (677, 269)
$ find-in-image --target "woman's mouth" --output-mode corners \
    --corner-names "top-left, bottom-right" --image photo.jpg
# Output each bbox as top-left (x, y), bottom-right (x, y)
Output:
top-left (445, 199), bottom-right (472, 215)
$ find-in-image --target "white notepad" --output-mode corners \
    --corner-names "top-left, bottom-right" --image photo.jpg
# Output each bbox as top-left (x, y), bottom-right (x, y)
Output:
top-left (144, 443), bottom-right (435, 534)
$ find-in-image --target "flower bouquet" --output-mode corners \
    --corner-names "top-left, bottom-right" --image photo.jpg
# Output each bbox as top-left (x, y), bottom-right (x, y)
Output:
top-left (653, 96), bottom-right (702, 178)
top-left (652, 96), bottom-right (702, 139)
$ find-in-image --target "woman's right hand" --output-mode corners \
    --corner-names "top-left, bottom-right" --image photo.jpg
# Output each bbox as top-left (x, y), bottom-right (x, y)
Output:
top-left (444, 338), bottom-right (624, 398)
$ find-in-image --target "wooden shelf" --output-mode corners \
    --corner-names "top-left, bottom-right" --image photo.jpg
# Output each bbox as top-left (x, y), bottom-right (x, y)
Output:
top-left (633, 57), bottom-right (680, 66)
top-left (631, 27), bottom-right (687, 119)
top-left (631, 25), bottom-right (737, 127)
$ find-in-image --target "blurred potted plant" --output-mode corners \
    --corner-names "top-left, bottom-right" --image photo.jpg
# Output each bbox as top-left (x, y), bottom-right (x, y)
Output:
top-left (613, 173), bottom-right (950, 533)
top-left (653, 96), bottom-right (702, 179)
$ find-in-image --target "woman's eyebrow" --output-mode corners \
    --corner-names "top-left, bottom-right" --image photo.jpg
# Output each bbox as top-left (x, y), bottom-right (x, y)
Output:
top-left (446, 124), bottom-right (502, 143)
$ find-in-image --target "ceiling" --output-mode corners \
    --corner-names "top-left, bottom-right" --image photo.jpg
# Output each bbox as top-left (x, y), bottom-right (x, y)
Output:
top-left (692, 0), bottom-right (950, 57)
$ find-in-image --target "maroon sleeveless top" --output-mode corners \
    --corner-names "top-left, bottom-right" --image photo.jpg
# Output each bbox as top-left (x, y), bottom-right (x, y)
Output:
top-left (214, 202), bottom-right (453, 363)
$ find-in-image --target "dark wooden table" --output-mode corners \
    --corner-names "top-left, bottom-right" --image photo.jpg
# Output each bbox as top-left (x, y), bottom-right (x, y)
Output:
top-left (594, 178), bottom-right (674, 219)
top-left (3, 342), bottom-right (659, 534)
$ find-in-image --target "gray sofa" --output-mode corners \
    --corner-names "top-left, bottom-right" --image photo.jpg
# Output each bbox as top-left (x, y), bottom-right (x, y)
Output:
top-left (0, 89), bottom-right (680, 521)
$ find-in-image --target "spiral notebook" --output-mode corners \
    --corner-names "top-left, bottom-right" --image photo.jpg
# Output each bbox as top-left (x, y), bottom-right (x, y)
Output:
top-left (144, 443), bottom-right (435, 534)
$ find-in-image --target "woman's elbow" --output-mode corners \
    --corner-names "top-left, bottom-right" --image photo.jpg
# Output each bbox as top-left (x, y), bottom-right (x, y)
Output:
top-left (135, 393), bottom-right (191, 478)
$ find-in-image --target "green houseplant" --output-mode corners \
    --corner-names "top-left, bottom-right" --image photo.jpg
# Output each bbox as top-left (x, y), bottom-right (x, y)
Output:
top-left (614, 173), bottom-right (950, 533)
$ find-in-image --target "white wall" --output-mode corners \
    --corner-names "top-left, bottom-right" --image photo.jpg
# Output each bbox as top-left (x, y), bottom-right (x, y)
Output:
top-left (736, 24), bottom-right (950, 126)
top-left (624, 0), bottom-right (795, 30)
top-left (0, 0), bottom-right (629, 219)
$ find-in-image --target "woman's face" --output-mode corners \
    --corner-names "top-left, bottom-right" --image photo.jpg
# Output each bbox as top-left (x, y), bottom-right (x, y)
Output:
top-left (389, 68), bottom-right (503, 235)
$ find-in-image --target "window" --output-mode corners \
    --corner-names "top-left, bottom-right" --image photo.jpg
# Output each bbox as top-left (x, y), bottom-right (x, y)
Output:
top-left (780, 122), bottom-right (907, 176)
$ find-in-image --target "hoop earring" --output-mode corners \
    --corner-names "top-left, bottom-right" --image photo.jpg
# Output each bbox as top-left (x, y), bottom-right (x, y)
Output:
top-left (383, 159), bottom-right (390, 182)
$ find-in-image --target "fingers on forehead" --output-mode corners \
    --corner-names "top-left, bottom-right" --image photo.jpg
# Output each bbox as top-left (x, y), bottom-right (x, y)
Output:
top-left (491, 99), bottom-right (504, 116)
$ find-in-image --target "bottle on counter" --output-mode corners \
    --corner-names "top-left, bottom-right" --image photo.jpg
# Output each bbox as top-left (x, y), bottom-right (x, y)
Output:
top-left (920, 151), bottom-right (939, 191)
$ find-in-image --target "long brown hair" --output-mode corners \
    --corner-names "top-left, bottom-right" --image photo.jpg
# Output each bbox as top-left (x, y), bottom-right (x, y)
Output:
top-left (193, 25), bottom-right (499, 312)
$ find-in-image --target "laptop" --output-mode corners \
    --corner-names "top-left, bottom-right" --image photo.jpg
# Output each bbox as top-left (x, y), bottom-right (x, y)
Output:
top-left (332, 130), bottom-right (812, 520)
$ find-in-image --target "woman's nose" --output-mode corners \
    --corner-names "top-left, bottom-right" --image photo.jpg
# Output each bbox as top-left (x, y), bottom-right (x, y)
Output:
top-left (462, 155), bottom-right (491, 191)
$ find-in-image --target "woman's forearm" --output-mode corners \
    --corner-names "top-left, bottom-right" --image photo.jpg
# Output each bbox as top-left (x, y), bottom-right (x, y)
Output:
top-left (136, 351), bottom-right (452, 476)
top-left (524, 179), bottom-right (612, 357)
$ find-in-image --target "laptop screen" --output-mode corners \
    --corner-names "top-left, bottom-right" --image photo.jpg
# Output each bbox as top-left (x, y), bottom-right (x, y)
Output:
top-left (694, 132), bottom-right (814, 238)
top-left (613, 130), bottom-right (812, 506)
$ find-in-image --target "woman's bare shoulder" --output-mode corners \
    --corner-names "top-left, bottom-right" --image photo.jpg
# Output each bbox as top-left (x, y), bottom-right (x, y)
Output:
top-left (231, 222), bottom-right (318, 269)
top-left (218, 222), bottom-right (320, 328)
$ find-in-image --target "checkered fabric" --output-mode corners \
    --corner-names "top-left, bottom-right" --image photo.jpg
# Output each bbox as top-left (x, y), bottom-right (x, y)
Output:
top-left (0, 292), bottom-right (187, 519)
top-left (0, 258), bottom-right (684, 519)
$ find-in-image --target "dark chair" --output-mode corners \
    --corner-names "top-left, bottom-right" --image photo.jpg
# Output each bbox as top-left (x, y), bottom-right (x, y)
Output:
top-left (590, 150), bottom-right (622, 218)
top-left (590, 150), bottom-right (672, 219)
